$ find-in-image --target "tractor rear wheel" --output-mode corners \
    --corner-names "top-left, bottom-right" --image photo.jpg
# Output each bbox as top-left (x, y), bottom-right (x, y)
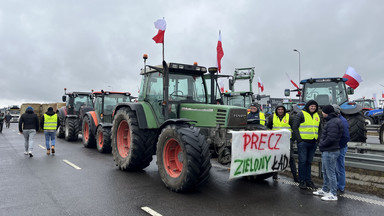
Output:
top-left (111, 107), bottom-right (156, 170)
top-left (82, 115), bottom-right (96, 148)
top-left (96, 126), bottom-right (112, 153)
top-left (345, 112), bottom-right (367, 142)
top-left (65, 118), bottom-right (79, 141)
top-left (157, 124), bottom-right (211, 192)
top-left (56, 118), bottom-right (65, 138)
top-left (380, 124), bottom-right (384, 144)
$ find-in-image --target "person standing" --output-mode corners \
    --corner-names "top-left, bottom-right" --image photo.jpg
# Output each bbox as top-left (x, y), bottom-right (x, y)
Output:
top-left (19, 106), bottom-right (39, 157)
top-left (332, 104), bottom-right (350, 193)
top-left (40, 107), bottom-right (59, 155)
top-left (247, 103), bottom-right (265, 125)
top-left (267, 104), bottom-right (298, 182)
top-left (5, 112), bottom-right (12, 128)
top-left (313, 105), bottom-right (343, 201)
top-left (0, 113), bottom-right (4, 132)
top-left (292, 100), bottom-right (322, 190)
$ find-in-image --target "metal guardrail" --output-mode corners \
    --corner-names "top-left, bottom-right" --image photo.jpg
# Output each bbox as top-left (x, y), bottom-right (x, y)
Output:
top-left (367, 125), bottom-right (380, 133)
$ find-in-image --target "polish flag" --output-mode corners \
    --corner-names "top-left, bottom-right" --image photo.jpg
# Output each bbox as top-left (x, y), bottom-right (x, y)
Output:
top-left (258, 77), bottom-right (264, 92)
top-left (343, 66), bottom-right (362, 89)
top-left (382, 90), bottom-right (384, 98)
top-left (285, 72), bottom-right (300, 89)
top-left (217, 31), bottom-right (224, 72)
top-left (219, 80), bottom-right (225, 93)
top-left (152, 19), bottom-right (166, 43)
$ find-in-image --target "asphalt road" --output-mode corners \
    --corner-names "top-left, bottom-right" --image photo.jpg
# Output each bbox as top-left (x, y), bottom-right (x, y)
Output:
top-left (1, 123), bottom-right (384, 216)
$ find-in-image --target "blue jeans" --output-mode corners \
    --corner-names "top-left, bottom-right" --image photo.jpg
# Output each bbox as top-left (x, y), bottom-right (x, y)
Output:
top-left (336, 146), bottom-right (348, 191)
top-left (321, 151), bottom-right (340, 196)
top-left (45, 131), bottom-right (56, 149)
top-left (297, 141), bottom-right (317, 183)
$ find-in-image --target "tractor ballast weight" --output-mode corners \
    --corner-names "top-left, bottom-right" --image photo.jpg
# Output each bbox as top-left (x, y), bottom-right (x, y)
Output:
top-left (57, 89), bottom-right (93, 141)
top-left (284, 77), bottom-right (367, 142)
top-left (110, 57), bottom-right (271, 192)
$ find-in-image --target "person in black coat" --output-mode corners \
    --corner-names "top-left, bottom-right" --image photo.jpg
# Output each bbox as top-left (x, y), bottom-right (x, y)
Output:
top-left (18, 106), bottom-right (39, 157)
top-left (313, 105), bottom-right (343, 201)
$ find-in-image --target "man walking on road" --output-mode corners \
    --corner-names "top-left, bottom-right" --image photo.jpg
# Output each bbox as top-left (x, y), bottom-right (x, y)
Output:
top-left (292, 100), bottom-right (322, 190)
top-left (5, 112), bottom-right (12, 128)
top-left (19, 106), bottom-right (39, 157)
top-left (313, 105), bottom-right (343, 201)
top-left (40, 107), bottom-right (59, 155)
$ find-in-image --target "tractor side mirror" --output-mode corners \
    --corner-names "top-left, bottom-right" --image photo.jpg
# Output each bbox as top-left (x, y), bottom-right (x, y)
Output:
top-left (284, 89), bottom-right (290, 97)
top-left (256, 94), bottom-right (261, 101)
top-left (347, 87), bottom-right (354, 95)
top-left (229, 79), bottom-right (234, 91)
top-left (251, 94), bottom-right (256, 101)
top-left (62, 96), bottom-right (66, 102)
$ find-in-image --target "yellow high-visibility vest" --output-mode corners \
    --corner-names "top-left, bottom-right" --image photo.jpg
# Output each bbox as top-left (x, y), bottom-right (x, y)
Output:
top-left (272, 113), bottom-right (292, 138)
top-left (299, 111), bottom-right (320, 140)
top-left (44, 114), bottom-right (58, 130)
top-left (260, 112), bottom-right (265, 126)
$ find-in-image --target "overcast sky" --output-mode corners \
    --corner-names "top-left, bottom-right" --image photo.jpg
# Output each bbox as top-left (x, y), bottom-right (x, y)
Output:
top-left (1, 0), bottom-right (384, 108)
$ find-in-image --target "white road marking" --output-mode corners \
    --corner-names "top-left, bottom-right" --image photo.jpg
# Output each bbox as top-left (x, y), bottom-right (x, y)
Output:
top-left (141, 206), bottom-right (162, 216)
top-left (63, 160), bottom-right (82, 170)
top-left (38, 144), bottom-right (46, 149)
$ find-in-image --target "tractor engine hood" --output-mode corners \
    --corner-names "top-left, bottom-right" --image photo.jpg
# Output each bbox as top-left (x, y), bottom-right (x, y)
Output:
top-left (179, 103), bottom-right (247, 128)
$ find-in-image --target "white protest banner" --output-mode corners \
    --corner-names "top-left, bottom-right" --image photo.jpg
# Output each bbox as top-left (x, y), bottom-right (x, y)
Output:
top-left (229, 130), bottom-right (291, 179)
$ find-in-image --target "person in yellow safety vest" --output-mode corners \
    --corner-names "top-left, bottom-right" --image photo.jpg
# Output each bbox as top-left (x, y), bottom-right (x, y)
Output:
top-left (247, 102), bottom-right (265, 125)
top-left (292, 100), bottom-right (322, 190)
top-left (267, 103), bottom-right (298, 182)
top-left (40, 107), bottom-right (60, 155)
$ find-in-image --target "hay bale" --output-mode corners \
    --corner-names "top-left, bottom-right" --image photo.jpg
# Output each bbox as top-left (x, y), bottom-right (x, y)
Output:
top-left (57, 102), bottom-right (66, 110)
top-left (20, 103), bottom-right (41, 116)
top-left (41, 103), bottom-right (58, 116)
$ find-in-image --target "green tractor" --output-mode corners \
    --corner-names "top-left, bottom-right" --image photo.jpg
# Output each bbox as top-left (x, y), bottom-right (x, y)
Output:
top-left (111, 56), bottom-right (263, 192)
top-left (57, 88), bottom-right (93, 141)
top-left (82, 90), bottom-right (133, 153)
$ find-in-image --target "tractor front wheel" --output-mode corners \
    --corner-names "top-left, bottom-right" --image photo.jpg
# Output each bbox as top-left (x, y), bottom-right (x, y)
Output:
top-left (380, 124), bottom-right (384, 144)
top-left (65, 118), bottom-right (79, 141)
top-left (96, 126), bottom-right (112, 153)
top-left (56, 117), bottom-right (65, 138)
top-left (111, 107), bottom-right (156, 171)
top-left (82, 115), bottom-right (96, 148)
top-left (345, 112), bottom-right (367, 142)
top-left (157, 124), bottom-right (211, 192)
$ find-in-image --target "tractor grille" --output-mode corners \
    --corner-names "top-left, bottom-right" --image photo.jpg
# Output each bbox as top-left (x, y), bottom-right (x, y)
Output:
top-left (227, 109), bottom-right (247, 127)
top-left (216, 109), bottom-right (227, 126)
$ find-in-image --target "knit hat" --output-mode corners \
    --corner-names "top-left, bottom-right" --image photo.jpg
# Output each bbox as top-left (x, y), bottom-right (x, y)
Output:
top-left (48, 107), bottom-right (54, 112)
top-left (26, 106), bottom-right (33, 111)
top-left (322, 105), bottom-right (334, 114)
top-left (332, 104), bottom-right (341, 114)
top-left (250, 103), bottom-right (258, 108)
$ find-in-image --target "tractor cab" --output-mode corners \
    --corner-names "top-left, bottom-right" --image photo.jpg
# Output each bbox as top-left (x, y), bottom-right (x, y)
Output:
top-left (93, 91), bottom-right (132, 123)
top-left (62, 89), bottom-right (93, 116)
top-left (354, 98), bottom-right (376, 112)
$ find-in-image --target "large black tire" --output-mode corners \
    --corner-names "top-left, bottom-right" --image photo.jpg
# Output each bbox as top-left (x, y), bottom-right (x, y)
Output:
top-left (96, 126), bottom-right (112, 153)
top-left (65, 118), bottom-right (79, 141)
top-left (82, 115), bottom-right (96, 148)
top-left (157, 124), bottom-right (211, 192)
top-left (364, 116), bottom-right (374, 125)
top-left (56, 117), bottom-right (65, 138)
top-left (111, 107), bottom-right (156, 171)
top-left (345, 112), bottom-right (367, 142)
top-left (380, 124), bottom-right (384, 144)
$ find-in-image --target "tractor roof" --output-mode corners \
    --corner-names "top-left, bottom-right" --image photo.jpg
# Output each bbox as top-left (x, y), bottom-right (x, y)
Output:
top-left (66, 92), bottom-right (92, 96)
top-left (300, 77), bottom-right (347, 84)
top-left (141, 62), bottom-right (207, 76)
top-left (223, 91), bottom-right (253, 96)
top-left (93, 91), bottom-right (131, 96)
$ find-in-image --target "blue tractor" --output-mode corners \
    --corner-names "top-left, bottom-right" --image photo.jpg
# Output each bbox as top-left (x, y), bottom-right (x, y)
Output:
top-left (285, 77), bottom-right (367, 142)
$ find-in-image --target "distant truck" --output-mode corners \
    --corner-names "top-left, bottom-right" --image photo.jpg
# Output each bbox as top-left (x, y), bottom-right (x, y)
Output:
top-left (8, 105), bottom-right (20, 123)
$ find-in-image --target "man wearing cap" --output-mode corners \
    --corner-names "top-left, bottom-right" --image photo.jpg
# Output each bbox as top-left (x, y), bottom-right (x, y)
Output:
top-left (313, 105), bottom-right (343, 201)
top-left (292, 100), bottom-right (322, 189)
top-left (40, 107), bottom-right (60, 155)
top-left (247, 103), bottom-right (265, 125)
top-left (332, 104), bottom-right (350, 194)
top-left (267, 103), bottom-right (298, 182)
top-left (19, 106), bottom-right (39, 157)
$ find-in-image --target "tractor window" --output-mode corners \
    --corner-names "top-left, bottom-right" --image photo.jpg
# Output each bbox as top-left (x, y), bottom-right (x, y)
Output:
top-left (146, 73), bottom-right (165, 122)
top-left (95, 97), bottom-right (103, 115)
top-left (169, 74), bottom-right (206, 103)
top-left (303, 82), bottom-right (347, 106)
top-left (74, 95), bottom-right (92, 112)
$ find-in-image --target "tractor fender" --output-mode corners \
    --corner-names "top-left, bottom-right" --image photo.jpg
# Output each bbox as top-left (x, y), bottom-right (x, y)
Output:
top-left (340, 103), bottom-right (362, 115)
top-left (66, 114), bottom-right (78, 119)
top-left (57, 108), bottom-right (66, 122)
top-left (158, 118), bottom-right (197, 133)
top-left (85, 111), bottom-right (98, 136)
top-left (98, 122), bottom-right (113, 129)
top-left (114, 102), bottom-right (148, 129)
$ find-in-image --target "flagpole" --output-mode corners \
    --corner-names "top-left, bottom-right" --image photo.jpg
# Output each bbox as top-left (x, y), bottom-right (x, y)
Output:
top-left (162, 42), bottom-right (165, 62)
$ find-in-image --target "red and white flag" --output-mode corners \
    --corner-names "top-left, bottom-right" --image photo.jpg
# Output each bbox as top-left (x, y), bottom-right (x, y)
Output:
top-left (382, 90), bottom-right (384, 98)
top-left (217, 31), bottom-right (224, 72)
top-left (219, 80), bottom-right (225, 93)
top-left (258, 77), bottom-right (264, 92)
top-left (343, 66), bottom-right (362, 89)
top-left (285, 72), bottom-right (300, 89)
top-left (152, 19), bottom-right (166, 43)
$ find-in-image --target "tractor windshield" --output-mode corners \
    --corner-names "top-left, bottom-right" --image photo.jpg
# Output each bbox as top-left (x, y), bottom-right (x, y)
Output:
top-left (355, 100), bottom-right (375, 109)
top-left (169, 74), bottom-right (206, 103)
top-left (302, 81), bottom-right (348, 106)
top-left (104, 94), bottom-right (130, 113)
top-left (72, 95), bottom-right (93, 112)
top-left (224, 95), bottom-right (252, 108)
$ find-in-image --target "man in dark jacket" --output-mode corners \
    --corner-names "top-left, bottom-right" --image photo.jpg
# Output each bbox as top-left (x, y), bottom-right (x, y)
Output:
top-left (247, 103), bottom-right (265, 125)
top-left (332, 104), bottom-right (350, 193)
top-left (41, 107), bottom-right (60, 155)
top-left (313, 105), bottom-right (343, 201)
top-left (5, 112), bottom-right (12, 128)
top-left (292, 100), bottom-right (322, 189)
top-left (19, 106), bottom-right (39, 157)
top-left (267, 103), bottom-right (298, 182)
